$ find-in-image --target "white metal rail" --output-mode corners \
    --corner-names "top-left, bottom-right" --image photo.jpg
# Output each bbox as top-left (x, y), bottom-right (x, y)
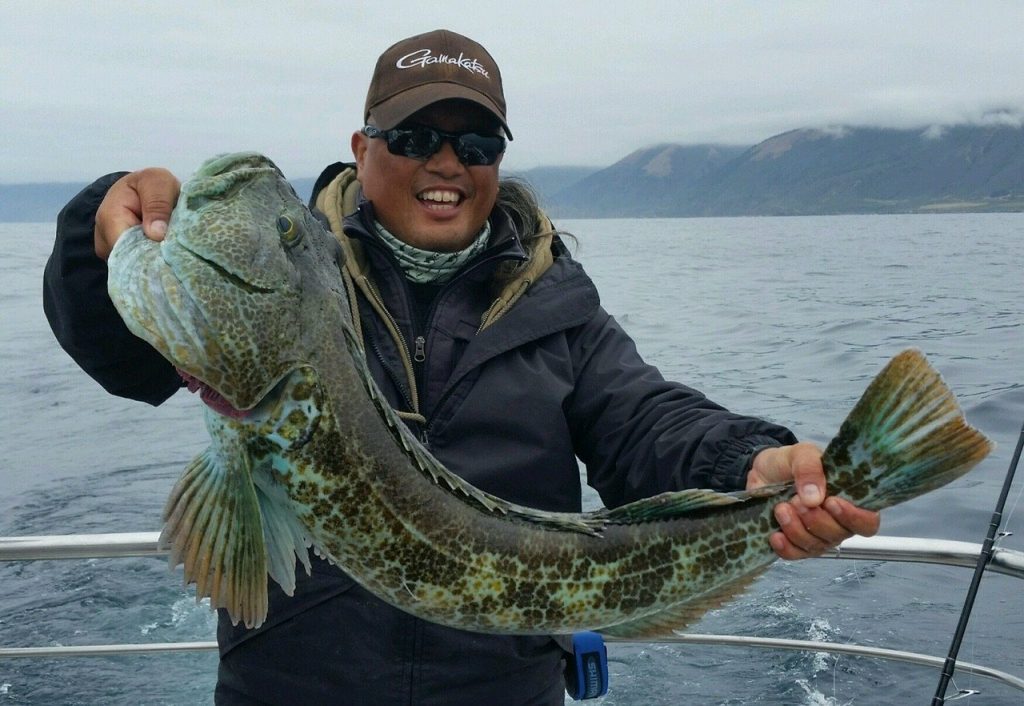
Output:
top-left (3, 532), bottom-right (1023, 577)
top-left (2, 533), bottom-right (1022, 694)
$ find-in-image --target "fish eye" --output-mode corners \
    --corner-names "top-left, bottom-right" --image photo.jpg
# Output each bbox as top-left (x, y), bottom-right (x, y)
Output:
top-left (277, 215), bottom-right (301, 245)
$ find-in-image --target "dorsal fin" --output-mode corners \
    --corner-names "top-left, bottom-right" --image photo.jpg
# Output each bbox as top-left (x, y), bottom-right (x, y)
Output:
top-left (598, 483), bottom-right (790, 524)
top-left (339, 326), bottom-right (607, 535)
top-left (404, 434), bottom-right (608, 535)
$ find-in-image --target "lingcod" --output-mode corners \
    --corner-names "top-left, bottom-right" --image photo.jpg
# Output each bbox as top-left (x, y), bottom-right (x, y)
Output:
top-left (106, 152), bottom-right (993, 636)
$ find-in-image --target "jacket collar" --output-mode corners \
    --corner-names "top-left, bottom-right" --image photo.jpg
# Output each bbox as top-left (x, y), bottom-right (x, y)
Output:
top-left (308, 162), bottom-right (599, 413)
top-left (310, 163), bottom-right (556, 330)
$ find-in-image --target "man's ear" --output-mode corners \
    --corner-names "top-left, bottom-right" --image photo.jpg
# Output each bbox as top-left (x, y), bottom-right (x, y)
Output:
top-left (351, 131), bottom-right (368, 170)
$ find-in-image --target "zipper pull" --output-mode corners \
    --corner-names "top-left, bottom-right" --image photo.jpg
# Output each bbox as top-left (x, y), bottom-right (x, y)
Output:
top-left (413, 335), bottom-right (426, 363)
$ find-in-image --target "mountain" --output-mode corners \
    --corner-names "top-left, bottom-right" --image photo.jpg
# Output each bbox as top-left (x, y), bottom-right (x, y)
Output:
top-left (4, 124), bottom-right (1023, 221)
top-left (545, 144), bottom-right (747, 217)
top-left (547, 124), bottom-right (1024, 217)
top-left (0, 171), bottom-right (593, 223)
top-left (506, 166), bottom-right (598, 207)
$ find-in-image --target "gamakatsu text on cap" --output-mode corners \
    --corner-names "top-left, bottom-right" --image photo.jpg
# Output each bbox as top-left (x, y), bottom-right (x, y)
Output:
top-left (396, 49), bottom-right (491, 78)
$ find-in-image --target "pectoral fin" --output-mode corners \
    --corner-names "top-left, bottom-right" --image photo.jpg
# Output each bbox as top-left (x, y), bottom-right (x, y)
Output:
top-left (251, 469), bottom-right (313, 595)
top-left (160, 443), bottom-right (269, 629)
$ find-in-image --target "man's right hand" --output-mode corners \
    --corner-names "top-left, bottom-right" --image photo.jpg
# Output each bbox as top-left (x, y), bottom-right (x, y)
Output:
top-left (94, 168), bottom-right (180, 260)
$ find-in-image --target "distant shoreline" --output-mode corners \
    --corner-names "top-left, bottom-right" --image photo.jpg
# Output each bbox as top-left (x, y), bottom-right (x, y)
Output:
top-left (5, 122), bottom-right (1024, 221)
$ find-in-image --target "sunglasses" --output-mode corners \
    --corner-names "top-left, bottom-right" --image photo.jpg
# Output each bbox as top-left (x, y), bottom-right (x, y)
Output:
top-left (362, 125), bottom-right (506, 166)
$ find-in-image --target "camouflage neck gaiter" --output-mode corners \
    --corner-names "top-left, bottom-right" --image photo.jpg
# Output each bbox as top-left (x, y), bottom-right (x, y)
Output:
top-left (372, 219), bottom-right (492, 284)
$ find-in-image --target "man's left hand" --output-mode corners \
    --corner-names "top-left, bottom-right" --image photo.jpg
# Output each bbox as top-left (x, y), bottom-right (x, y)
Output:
top-left (747, 442), bottom-right (880, 560)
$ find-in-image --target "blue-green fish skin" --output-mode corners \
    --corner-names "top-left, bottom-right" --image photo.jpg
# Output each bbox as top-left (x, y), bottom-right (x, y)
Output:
top-left (106, 152), bottom-right (994, 636)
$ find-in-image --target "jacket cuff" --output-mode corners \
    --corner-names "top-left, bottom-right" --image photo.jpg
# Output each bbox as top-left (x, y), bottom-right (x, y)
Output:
top-left (709, 434), bottom-right (787, 491)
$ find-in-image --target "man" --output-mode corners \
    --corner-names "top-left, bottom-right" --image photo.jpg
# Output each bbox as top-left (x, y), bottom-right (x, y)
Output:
top-left (45, 29), bottom-right (878, 705)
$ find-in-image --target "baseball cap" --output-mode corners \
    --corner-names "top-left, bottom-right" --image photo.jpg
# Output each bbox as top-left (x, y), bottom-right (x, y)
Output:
top-left (364, 29), bottom-right (512, 139)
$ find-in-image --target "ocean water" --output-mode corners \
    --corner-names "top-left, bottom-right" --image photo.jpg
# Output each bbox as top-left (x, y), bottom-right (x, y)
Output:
top-left (1, 214), bottom-right (1022, 705)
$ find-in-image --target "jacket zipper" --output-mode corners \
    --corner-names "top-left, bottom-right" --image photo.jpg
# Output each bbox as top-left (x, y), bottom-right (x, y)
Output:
top-left (412, 248), bottom-right (529, 444)
top-left (352, 231), bottom-right (527, 444)
top-left (361, 276), bottom-right (421, 416)
top-left (412, 335), bottom-right (427, 443)
top-left (367, 335), bottom-right (417, 416)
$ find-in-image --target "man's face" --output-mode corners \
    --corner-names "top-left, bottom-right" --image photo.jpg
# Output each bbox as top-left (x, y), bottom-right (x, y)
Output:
top-left (352, 100), bottom-right (503, 252)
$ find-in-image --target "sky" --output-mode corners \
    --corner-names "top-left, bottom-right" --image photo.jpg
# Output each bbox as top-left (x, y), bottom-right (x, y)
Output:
top-left (3, 1), bottom-right (1024, 183)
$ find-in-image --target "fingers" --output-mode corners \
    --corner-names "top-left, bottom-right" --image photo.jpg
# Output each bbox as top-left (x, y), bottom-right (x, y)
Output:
top-left (770, 497), bottom-right (881, 560)
top-left (94, 168), bottom-right (180, 260)
top-left (748, 442), bottom-right (881, 560)
top-left (824, 497), bottom-right (881, 537)
top-left (772, 501), bottom-right (834, 559)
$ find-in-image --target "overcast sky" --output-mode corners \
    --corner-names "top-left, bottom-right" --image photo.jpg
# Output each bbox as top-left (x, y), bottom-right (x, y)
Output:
top-left (4, 1), bottom-right (1023, 183)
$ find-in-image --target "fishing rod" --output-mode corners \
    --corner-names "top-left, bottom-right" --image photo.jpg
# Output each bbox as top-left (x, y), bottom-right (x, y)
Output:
top-left (932, 418), bottom-right (1024, 705)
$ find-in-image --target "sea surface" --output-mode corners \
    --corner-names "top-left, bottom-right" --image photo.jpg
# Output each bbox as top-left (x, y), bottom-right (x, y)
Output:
top-left (1, 214), bottom-right (1022, 705)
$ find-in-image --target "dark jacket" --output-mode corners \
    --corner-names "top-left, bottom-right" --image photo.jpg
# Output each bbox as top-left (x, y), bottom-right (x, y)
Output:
top-left (43, 163), bottom-right (797, 705)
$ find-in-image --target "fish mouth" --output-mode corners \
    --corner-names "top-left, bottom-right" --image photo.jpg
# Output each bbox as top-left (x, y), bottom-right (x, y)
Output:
top-left (107, 152), bottom-right (310, 417)
top-left (177, 365), bottom-right (313, 424)
top-left (178, 369), bottom-right (249, 419)
top-left (178, 366), bottom-right (324, 453)
top-left (108, 226), bottom-right (295, 413)
top-left (174, 240), bottom-right (277, 295)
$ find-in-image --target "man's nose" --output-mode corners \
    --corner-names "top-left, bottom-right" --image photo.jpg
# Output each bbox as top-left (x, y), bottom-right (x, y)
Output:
top-left (425, 140), bottom-right (464, 175)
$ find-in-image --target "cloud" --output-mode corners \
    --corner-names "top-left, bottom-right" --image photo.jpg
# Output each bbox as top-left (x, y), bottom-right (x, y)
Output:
top-left (2, 1), bottom-right (1024, 180)
top-left (817, 126), bottom-right (851, 139)
top-left (975, 109), bottom-right (1024, 128)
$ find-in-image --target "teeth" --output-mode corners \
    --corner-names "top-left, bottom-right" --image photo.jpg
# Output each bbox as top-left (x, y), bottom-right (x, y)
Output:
top-left (418, 190), bottom-right (461, 205)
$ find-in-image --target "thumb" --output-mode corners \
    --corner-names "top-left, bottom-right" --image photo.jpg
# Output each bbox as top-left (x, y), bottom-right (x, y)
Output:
top-left (133, 168), bottom-right (180, 241)
top-left (143, 215), bottom-right (169, 240)
top-left (790, 443), bottom-right (826, 508)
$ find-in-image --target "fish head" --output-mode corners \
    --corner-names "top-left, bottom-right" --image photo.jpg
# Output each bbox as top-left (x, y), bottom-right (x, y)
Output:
top-left (108, 152), bottom-right (347, 417)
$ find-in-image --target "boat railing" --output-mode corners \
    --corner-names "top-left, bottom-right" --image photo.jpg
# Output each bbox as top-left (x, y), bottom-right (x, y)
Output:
top-left (2, 533), bottom-right (1023, 695)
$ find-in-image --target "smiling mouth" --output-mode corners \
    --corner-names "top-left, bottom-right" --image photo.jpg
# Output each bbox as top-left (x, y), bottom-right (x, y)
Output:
top-left (418, 189), bottom-right (462, 210)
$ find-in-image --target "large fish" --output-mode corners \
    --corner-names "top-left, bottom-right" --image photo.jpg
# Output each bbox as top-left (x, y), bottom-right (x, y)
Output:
top-left (107, 152), bottom-right (993, 637)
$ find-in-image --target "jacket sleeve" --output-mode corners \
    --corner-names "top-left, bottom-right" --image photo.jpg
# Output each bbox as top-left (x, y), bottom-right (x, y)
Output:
top-left (42, 174), bottom-right (182, 405)
top-left (566, 307), bottom-right (797, 507)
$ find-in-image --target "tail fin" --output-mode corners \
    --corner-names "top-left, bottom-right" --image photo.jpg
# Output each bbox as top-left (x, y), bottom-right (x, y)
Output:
top-left (823, 349), bottom-right (993, 512)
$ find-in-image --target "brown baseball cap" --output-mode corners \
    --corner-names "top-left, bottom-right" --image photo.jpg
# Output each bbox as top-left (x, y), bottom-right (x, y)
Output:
top-left (364, 29), bottom-right (512, 139)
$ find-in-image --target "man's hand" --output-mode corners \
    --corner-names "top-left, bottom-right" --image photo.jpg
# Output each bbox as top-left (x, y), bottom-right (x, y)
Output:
top-left (94, 168), bottom-right (180, 260)
top-left (748, 442), bottom-right (880, 560)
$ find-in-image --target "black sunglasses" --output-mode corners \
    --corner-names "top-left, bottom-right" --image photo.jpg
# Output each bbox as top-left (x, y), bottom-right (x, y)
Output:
top-left (362, 125), bottom-right (506, 166)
